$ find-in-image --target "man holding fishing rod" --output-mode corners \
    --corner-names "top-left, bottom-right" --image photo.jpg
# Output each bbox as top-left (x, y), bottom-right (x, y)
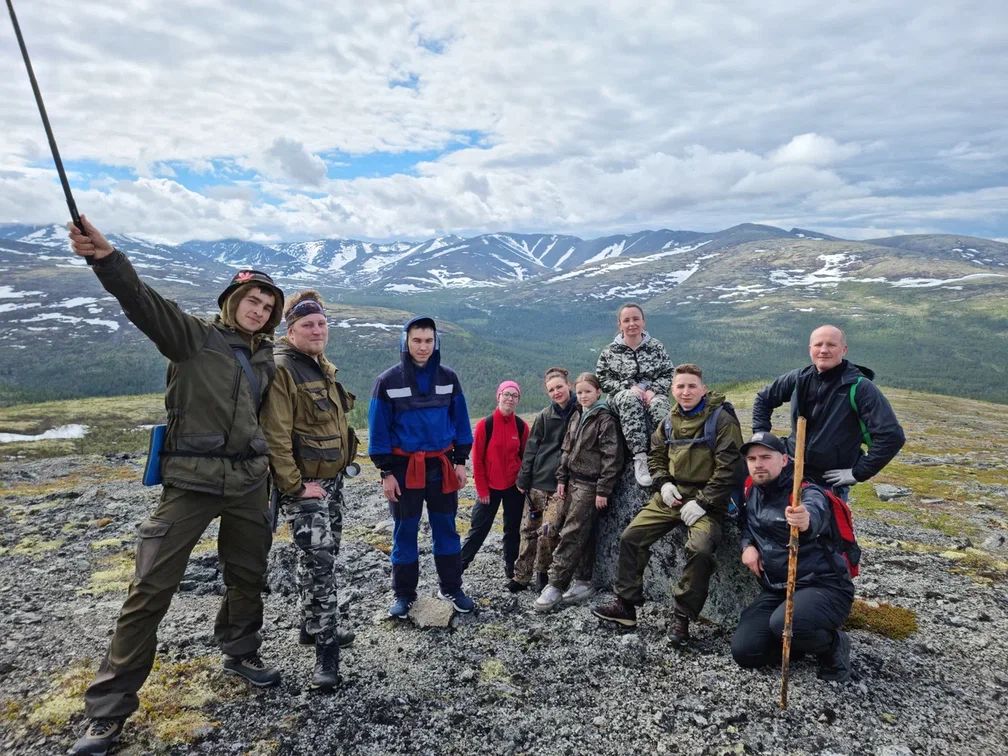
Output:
top-left (66, 217), bottom-right (286, 755)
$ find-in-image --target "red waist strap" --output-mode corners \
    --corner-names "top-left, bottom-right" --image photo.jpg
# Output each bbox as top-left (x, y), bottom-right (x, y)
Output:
top-left (392, 446), bottom-right (459, 494)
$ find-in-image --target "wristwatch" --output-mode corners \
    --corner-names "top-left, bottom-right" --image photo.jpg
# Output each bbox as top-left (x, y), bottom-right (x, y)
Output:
top-left (379, 469), bottom-right (394, 479)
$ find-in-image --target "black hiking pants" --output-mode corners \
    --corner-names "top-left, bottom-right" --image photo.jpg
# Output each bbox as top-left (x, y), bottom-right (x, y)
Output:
top-left (460, 486), bottom-right (524, 576)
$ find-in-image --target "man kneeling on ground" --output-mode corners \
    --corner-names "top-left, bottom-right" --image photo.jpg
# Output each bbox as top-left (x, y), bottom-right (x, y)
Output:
top-left (730, 432), bottom-right (854, 682)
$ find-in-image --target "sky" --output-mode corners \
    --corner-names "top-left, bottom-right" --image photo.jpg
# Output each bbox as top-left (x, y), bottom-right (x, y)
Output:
top-left (2, 1), bottom-right (1007, 245)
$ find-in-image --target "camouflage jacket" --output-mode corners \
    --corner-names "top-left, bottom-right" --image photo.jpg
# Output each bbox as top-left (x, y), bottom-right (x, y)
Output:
top-left (595, 332), bottom-right (674, 397)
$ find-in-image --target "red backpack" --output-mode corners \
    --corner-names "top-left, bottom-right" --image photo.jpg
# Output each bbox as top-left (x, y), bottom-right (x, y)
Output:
top-left (743, 476), bottom-right (861, 577)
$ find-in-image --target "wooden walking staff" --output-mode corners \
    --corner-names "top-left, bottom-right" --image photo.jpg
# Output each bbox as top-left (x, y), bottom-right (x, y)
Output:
top-left (779, 415), bottom-right (807, 709)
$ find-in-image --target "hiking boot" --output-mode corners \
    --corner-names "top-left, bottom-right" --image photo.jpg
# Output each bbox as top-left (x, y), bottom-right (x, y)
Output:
top-left (68, 717), bottom-right (125, 755)
top-left (300, 623), bottom-right (355, 647)
top-left (592, 595), bottom-right (637, 627)
top-left (817, 630), bottom-right (852, 682)
top-left (310, 640), bottom-right (341, 692)
top-left (388, 596), bottom-right (413, 619)
top-left (505, 579), bottom-right (528, 593)
top-left (633, 453), bottom-right (653, 487)
top-left (669, 611), bottom-right (690, 647)
top-left (534, 584), bottom-right (564, 613)
top-left (438, 588), bottom-right (476, 613)
top-left (561, 580), bottom-right (594, 605)
top-left (535, 571), bottom-right (549, 592)
top-left (222, 652), bottom-right (281, 687)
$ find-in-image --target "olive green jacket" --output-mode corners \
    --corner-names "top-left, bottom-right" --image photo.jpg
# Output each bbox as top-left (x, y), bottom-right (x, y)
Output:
top-left (556, 401), bottom-right (624, 497)
top-left (261, 340), bottom-right (357, 495)
top-left (647, 391), bottom-right (743, 517)
top-left (92, 250), bottom-right (278, 497)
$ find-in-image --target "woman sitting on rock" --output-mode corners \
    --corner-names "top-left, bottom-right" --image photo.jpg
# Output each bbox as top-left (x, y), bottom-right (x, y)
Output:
top-left (595, 302), bottom-right (674, 488)
top-left (510, 367), bottom-right (581, 593)
top-left (460, 380), bottom-right (530, 582)
top-left (534, 373), bottom-right (624, 612)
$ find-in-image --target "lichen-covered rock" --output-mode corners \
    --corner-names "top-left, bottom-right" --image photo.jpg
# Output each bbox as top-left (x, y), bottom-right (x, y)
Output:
top-left (593, 466), bottom-right (759, 625)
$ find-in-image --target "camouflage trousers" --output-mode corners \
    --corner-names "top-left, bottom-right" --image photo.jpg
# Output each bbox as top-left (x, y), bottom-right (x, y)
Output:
top-left (514, 488), bottom-right (593, 585)
top-left (610, 389), bottom-right (671, 455)
top-left (545, 481), bottom-right (601, 590)
top-left (281, 477), bottom-right (344, 645)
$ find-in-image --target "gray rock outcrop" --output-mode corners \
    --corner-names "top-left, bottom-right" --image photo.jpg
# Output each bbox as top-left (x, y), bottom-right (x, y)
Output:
top-left (593, 466), bottom-right (759, 625)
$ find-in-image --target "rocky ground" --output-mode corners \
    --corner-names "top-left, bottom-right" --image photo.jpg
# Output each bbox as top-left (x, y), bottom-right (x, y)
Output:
top-left (1, 390), bottom-right (1007, 755)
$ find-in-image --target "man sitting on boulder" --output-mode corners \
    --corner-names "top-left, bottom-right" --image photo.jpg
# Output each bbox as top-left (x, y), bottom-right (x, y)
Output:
top-left (730, 432), bottom-right (854, 682)
top-left (752, 324), bottom-right (905, 497)
top-left (593, 364), bottom-right (743, 646)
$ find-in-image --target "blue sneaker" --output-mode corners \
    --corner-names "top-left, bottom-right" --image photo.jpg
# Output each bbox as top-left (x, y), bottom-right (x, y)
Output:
top-left (438, 588), bottom-right (475, 613)
top-left (388, 596), bottom-right (413, 619)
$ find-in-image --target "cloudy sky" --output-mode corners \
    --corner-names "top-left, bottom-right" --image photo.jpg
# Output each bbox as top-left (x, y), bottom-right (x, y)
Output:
top-left (3, 1), bottom-right (1006, 244)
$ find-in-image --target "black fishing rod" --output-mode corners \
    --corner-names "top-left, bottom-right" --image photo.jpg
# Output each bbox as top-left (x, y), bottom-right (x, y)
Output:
top-left (6, 0), bottom-right (83, 230)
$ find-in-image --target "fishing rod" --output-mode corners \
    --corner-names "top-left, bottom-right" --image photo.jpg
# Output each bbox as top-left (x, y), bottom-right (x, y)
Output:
top-left (6, 0), bottom-right (84, 231)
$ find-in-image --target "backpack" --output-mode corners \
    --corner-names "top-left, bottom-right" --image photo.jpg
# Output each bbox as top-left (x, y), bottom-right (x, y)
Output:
top-left (743, 476), bottom-right (862, 578)
top-left (482, 413), bottom-right (528, 461)
top-left (849, 376), bottom-right (871, 449)
top-left (663, 402), bottom-right (747, 516)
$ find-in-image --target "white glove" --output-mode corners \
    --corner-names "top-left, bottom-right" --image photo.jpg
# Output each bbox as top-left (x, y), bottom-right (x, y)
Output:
top-left (824, 468), bottom-right (858, 487)
top-left (661, 482), bottom-right (682, 506)
top-left (680, 500), bottom-right (706, 527)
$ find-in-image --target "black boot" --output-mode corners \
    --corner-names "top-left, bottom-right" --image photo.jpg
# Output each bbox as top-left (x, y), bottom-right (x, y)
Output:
top-left (669, 610), bottom-right (691, 647)
top-left (310, 639), bottom-right (341, 691)
top-left (817, 630), bottom-right (852, 682)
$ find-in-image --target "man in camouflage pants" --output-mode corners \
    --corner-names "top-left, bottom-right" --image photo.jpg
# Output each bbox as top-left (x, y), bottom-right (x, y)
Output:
top-left (262, 290), bottom-right (358, 691)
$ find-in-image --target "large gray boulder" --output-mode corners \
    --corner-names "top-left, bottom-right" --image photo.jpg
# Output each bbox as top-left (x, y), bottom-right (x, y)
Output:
top-left (593, 466), bottom-right (759, 625)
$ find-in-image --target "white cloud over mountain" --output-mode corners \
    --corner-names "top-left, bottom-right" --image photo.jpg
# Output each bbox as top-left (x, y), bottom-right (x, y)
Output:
top-left (2, 0), bottom-right (1006, 243)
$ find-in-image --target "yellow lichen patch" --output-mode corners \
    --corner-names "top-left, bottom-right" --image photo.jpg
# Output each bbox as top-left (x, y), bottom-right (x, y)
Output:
top-left (10, 536), bottom-right (64, 556)
top-left (134, 657), bottom-right (244, 746)
top-left (1, 697), bottom-right (25, 725)
top-left (244, 739), bottom-right (282, 756)
top-left (479, 658), bottom-right (509, 684)
top-left (343, 524), bottom-right (393, 555)
top-left (90, 536), bottom-right (132, 551)
top-left (83, 551), bottom-right (135, 595)
top-left (941, 548), bottom-right (1008, 582)
top-left (0, 465), bottom-right (137, 499)
top-left (845, 599), bottom-right (918, 640)
top-left (190, 537), bottom-right (219, 556)
top-left (26, 664), bottom-right (93, 734)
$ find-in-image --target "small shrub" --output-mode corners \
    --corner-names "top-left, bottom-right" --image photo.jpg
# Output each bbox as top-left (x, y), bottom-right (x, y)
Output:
top-left (845, 599), bottom-right (918, 640)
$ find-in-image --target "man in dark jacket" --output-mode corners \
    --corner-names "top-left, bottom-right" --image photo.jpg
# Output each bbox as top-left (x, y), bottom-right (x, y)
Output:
top-left (730, 432), bottom-right (855, 681)
top-left (67, 217), bottom-right (284, 755)
top-left (261, 289), bottom-right (357, 692)
top-left (593, 364), bottom-right (743, 645)
top-left (368, 316), bottom-right (475, 618)
top-left (752, 324), bottom-right (905, 495)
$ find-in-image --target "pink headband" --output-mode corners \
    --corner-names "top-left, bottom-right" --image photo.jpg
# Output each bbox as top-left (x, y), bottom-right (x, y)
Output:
top-left (497, 380), bottom-right (521, 398)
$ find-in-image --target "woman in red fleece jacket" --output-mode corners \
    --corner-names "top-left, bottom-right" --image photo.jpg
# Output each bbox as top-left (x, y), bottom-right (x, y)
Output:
top-left (460, 380), bottom-right (530, 582)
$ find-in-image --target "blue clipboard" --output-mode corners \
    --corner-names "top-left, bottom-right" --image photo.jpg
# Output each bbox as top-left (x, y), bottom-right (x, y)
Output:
top-left (142, 424), bottom-right (166, 486)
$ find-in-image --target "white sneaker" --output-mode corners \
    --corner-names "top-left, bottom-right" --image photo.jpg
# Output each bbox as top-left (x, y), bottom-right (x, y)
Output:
top-left (534, 585), bottom-right (563, 613)
top-left (634, 453), bottom-right (653, 487)
top-left (561, 580), bottom-right (594, 604)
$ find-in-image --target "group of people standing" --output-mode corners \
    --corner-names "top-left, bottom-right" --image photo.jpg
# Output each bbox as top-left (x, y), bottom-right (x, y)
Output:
top-left (64, 218), bottom-right (906, 756)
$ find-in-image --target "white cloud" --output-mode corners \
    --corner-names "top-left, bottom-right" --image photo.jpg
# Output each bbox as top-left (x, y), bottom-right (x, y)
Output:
top-left (1, 1), bottom-right (1006, 242)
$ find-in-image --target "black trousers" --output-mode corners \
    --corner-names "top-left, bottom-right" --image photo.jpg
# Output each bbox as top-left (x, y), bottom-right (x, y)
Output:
top-left (460, 486), bottom-right (524, 575)
top-left (731, 581), bottom-right (853, 669)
